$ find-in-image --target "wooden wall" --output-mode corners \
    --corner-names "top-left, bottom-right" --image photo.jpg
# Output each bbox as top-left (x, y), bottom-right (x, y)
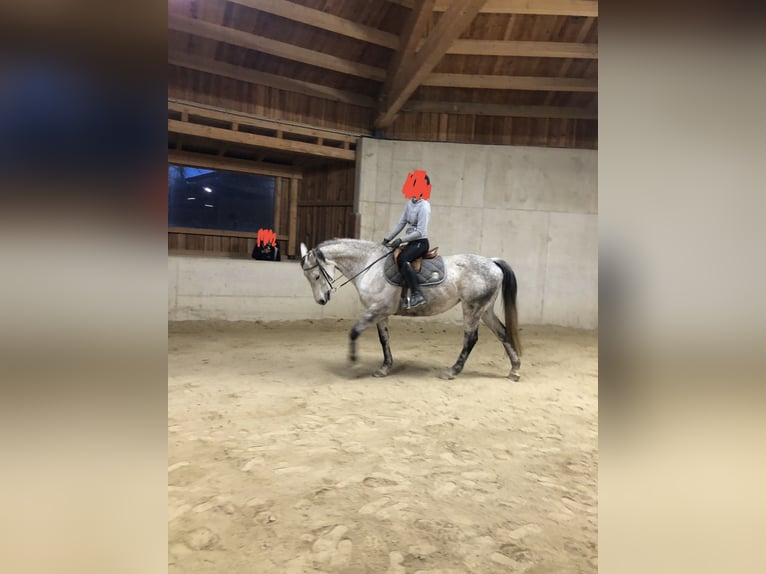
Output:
top-left (168, 228), bottom-right (260, 258)
top-left (298, 164), bottom-right (357, 249)
top-left (168, 68), bottom-right (372, 134)
top-left (386, 113), bottom-right (598, 149)
top-left (168, 70), bottom-right (597, 149)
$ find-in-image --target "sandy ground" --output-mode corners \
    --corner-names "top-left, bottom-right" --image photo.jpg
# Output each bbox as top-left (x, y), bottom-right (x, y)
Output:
top-left (168, 319), bottom-right (597, 574)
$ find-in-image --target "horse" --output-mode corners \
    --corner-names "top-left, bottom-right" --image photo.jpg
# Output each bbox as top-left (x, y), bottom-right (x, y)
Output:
top-left (299, 238), bottom-right (522, 380)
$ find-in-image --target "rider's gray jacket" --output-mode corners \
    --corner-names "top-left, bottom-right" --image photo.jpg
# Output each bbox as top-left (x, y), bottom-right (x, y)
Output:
top-left (386, 199), bottom-right (430, 243)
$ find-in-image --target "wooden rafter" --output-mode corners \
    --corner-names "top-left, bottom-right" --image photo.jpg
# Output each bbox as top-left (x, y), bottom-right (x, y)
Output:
top-left (230, 0), bottom-right (399, 49)
top-left (168, 51), bottom-right (375, 107)
top-left (378, 0), bottom-right (435, 114)
top-left (544, 16), bottom-right (596, 105)
top-left (402, 100), bottom-right (597, 119)
top-left (168, 13), bottom-right (386, 81)
top-left (447, 40), bottom-right (597, 59)
top-left (423, 73), bottom-right (597, 92)
top-left (389, 0), bottom-right (598, 17)
top-left (376, 0), bottom-right (487, 128)
top-left (228, 0), bottom-right (597, 61)
top-left (168, 150), bottom-right (302, 179)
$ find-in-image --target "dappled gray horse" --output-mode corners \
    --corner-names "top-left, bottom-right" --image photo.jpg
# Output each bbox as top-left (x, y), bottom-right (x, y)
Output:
top-left (300, 239), bottom-right (522, 380)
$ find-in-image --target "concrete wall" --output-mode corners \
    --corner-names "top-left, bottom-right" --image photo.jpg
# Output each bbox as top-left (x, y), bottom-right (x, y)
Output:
top-left (168, 139), bottom-right (596, 328)
top-left (357, 137), bottom-right (597, 328)
top-left (169, 256), bottom-right (362, 321)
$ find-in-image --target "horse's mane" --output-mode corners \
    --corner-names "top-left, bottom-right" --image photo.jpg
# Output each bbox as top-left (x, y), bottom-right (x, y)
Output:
top-left (317, 238), bottom-right (380, 251)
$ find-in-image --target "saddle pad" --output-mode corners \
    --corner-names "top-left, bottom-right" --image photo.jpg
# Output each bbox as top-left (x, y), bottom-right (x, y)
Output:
top-left (384, 253), bottom-right (446, 287)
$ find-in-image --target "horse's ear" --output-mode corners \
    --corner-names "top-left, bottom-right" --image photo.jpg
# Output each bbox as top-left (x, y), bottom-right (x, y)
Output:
top-left (300, 243), bottom-right (308, 258)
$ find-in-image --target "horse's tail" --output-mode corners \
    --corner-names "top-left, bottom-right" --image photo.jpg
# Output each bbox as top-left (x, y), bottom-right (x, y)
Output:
top-left (492, 259), bottom-right (522, 356)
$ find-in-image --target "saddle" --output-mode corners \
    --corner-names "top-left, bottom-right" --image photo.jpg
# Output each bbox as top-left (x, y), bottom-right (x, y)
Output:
top-left (383, 247), bottom-right (446, 289)
top-left (392, 245), bottom-right (439, 272)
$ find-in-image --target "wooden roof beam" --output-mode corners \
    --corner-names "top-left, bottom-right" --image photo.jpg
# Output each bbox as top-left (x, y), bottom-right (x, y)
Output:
top-left (402, 100), bottom-right (597, 119)
top-left (389, 0), bottom-right (598, 17)
top-left (448, 40), bottom-right (597, 59)
top-left (376, 0), bottom-right (487, 128)
top-left (228, 1), bottom-right (597, 58)
top-left (168, 51), bottom-right (375, 107)
top-left (230, 0), bottom-right (399, 49)
top-left (168, 150), bottom-right (303, 179)
top-left (168, 14), bottom-right (386, 81)
top-left (378, 0), bottom-right (435, 115)
top-left (423, 73), bottom-right (597, 92)
top-left (544, 16), bottom-right (596, 105)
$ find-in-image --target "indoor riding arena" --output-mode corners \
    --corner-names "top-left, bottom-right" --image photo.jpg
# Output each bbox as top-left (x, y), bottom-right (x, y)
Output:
top-left (168, 2), bottom-right (598, 573)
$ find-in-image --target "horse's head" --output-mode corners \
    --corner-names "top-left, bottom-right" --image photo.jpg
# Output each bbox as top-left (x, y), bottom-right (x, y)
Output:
top-left (299, 242), bottom-right (335, 305)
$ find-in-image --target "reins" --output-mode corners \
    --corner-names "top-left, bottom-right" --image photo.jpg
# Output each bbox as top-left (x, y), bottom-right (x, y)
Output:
top-left (301, 248), bottom-right (393, 292)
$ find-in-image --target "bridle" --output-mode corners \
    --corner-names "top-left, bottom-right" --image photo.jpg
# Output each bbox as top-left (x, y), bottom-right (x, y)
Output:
top-left (301, 247), bottom-right (393, 292)
top-left (300, 250), bottom-right (336, 289)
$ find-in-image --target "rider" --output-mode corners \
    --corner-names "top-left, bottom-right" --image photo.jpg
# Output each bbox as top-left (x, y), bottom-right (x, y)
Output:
top-left (383, 170), bottom-right (431, 310)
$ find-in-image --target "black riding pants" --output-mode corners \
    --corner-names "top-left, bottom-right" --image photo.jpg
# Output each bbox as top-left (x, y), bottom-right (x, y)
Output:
top-left (398, 238), bottom-right (430, 270)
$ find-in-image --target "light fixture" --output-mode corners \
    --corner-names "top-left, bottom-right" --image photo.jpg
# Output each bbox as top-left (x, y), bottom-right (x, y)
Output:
top-left (187, 197), bottom-right (196, 200)
top-left (204, 187), bottom-right (213, 192)
top-left (204, 204), bottom-right (214, 208)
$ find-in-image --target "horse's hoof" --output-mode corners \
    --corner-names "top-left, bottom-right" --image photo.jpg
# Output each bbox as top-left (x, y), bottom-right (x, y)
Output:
top-left (439, 370), bottom-right (455, 380)
top-left (372, 367), bottom-right (389, 377)
top-left (349, 353), bottom-right (357, 363)
top-left (508, 370), bottom-right (521, 381)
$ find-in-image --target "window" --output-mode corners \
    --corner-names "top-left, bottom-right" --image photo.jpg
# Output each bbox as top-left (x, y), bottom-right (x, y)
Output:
top-left (168, 165), bottom-right (275, 233)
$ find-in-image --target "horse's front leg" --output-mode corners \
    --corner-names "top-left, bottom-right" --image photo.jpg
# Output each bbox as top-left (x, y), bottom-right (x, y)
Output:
top-left (348, 309), bottom-right (383, 364)
top-left (373, 318), bottom-right (393, 377)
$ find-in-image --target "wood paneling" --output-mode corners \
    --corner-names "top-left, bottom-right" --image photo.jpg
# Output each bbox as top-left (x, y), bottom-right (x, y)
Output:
top-left (402, 100), bottom-right (596, 119)
top-left (390, 0), bottom-right (598, 17)
top-left (168, 228), bottom-right (287, 258)
top-left (168, 66), bottom-right (374, 133)
top-left (288, 178), bottom-right (299, 256)
top-left (386, 113), bottom-right (597, 148)
top-left (298, 164), bottom-right (357, 249)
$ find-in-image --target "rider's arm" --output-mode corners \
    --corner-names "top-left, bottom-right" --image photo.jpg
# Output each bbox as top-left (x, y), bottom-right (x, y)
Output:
top-left (400, 201), bottom-right (430, 243)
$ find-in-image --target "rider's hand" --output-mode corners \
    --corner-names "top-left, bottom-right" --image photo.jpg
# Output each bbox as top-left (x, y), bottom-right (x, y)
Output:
top-left (388, 238), bottom-right (402, 249)
top-left (382, 237), bottom-right (390, 246)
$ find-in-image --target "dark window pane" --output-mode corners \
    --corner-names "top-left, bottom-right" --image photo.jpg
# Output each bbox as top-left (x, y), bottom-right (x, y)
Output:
top-left (168, 165), bottom-right (275, 233)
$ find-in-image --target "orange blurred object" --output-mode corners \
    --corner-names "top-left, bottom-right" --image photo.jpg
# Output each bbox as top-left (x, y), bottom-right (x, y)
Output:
top-left (256, 228), bottom-right (277, 247)
top-left (401, 170), bottom-right (431, 200)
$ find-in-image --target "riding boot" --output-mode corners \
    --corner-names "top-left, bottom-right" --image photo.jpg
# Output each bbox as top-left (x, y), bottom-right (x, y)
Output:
top-left (401, 262), bottom-right (426, 309)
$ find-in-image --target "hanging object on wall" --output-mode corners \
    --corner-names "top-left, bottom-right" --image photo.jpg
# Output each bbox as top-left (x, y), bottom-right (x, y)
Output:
top-left (253, 228), bottom-right (280, 261)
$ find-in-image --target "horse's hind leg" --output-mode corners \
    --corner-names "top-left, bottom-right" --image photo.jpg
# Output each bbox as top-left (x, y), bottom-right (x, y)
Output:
top-left (482, 308), bottom-right (521, 381)
top-left (440, 306), bottom-right (481, 380)
top-left (373, 318), bottom-right (393, 377)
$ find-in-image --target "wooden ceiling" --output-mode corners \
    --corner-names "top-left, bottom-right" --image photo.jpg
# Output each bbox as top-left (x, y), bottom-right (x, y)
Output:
top-left (168, 0), bottom-right (598, 153)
